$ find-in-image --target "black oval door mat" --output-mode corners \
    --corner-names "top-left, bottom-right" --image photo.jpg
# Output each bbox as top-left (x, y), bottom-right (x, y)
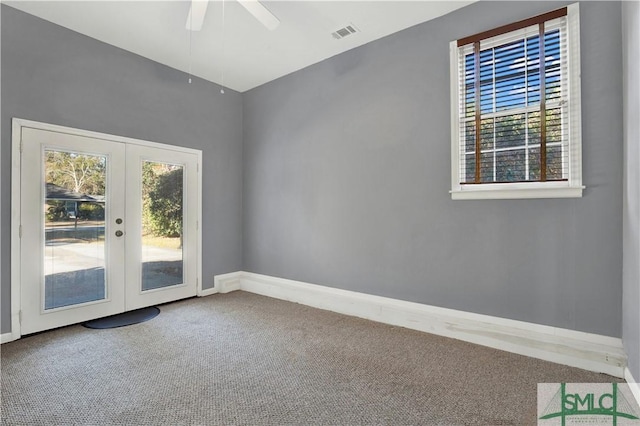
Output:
top-left (82, 307), bottom-right (160, 329)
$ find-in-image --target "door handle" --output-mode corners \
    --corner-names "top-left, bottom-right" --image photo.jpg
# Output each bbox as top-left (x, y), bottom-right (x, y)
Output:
top-left (115, 230), bottom-right (124, 237)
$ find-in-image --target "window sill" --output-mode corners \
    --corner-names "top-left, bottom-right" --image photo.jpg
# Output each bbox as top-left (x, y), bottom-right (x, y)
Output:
top-left (450, 184), bottom-right (584, 200)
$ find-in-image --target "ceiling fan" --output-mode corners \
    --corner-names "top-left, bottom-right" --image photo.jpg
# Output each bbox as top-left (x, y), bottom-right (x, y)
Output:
top-left (186, 0), bottom-right (280, 32)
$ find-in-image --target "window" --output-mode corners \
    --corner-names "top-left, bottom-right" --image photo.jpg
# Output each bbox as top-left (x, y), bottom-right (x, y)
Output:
top-left (450, 4), bottom-right (582, 200)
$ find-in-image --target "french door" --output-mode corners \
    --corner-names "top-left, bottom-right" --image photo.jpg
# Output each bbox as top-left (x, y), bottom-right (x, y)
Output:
top-left (19, 126), bottom-right (199, 335)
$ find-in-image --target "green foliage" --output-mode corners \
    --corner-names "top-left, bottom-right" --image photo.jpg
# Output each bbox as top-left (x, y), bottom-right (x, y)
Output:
top-left (78, 202), bottom-right (105, 220)
top-left (143, 164), bottom-right (183, 239)
top-left (46, 201), bottom-right (67, 222)
top-left (465, 108), bottom-right (563, 183)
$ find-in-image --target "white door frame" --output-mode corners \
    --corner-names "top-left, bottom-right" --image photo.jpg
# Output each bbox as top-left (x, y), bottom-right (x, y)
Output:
top-left (8, 118), bottom-right (204, 342)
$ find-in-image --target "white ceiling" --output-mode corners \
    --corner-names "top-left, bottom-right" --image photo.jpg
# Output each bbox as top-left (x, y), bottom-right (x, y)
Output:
top-left (4, 1), bottom-right (474, 93)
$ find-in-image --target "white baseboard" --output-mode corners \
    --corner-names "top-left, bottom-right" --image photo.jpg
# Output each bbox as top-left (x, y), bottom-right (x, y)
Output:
top-left (1, 314), bottom-right (21, 344)
top-left (218, 271), bottom-right (627, 378)
top-left (197, 286), bottom-right (218, 297)
top-left (625, 367), bottom-right (640, 409)
top-left (1, 332), bottom-right (15, 344)
top-left (213, 271), bottom-right (242, 294)
top-left (197, 272), bottom-right (242, 297)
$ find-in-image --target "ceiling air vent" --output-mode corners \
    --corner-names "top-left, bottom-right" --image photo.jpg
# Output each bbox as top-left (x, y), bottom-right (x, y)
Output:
top-left (332, 24), bottom-right (359, 40)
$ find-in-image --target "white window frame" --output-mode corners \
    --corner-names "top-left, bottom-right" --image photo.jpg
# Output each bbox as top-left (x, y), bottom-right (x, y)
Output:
top-left (449, 3), bottom-right (583, 200)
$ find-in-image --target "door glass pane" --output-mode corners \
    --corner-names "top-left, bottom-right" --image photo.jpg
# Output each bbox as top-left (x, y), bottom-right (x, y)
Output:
top-left (141, 161), bottom-right (184, 291)
top-left (44, 150), bottom-right (106, 309)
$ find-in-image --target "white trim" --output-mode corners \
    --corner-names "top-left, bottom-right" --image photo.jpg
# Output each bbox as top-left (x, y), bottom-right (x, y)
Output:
top-left (12, 118), bottom-right (202, 155)
top-left (197, 286), bottom-right (218, 297)
top-left (220, 271), bottom-right (627, 378)
top-left (449, 40), bottom-right (460, 195)
top-left (10, 118), bottom-right (203, 338)
top-left (450, 4), bottom-right (583, 200)
top-left (213, 272), bottom-right (242, 294)
top-left (1, 333), bottom-right (15, 344)
top-left (196, 270), bottom-right (237, 297)
top-left (567, 2), bottom-right (583, 192)
top-left (10, 120), bottom-right (23, 342)
top-left (1, 313), bottom-right (21, 344)
top-left (197, 154), bottom-right (203, 298)
top-left (451, 185), bottom-right (584, 200)
top-left (625, 368), bottom-right (640, 409)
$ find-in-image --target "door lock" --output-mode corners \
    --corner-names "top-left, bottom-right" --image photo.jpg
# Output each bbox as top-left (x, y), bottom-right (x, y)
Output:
top-left (115, 218), bottom-right (123, 224)
top-left (115, 230), bottom-right (124, 237)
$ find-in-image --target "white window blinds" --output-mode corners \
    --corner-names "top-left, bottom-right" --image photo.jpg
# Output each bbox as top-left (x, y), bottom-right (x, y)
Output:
top-left (456, 8), bottom-right (571, 185)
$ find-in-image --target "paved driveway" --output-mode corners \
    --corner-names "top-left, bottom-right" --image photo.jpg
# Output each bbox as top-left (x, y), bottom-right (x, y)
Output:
top-left (44, 240), bottom-right (184, 309)
top-left (45, 241), bottom-right (182, 275)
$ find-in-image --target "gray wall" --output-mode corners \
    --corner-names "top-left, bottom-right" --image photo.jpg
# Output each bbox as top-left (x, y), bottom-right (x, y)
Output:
top-left (243, 1), bottom-right (624, 337)
top-left (2, 1), bottom-right (628, 342)
top-left (1, 5), bottom-right (244, 333)
top-left (622, 0), bottom-right (640, 381)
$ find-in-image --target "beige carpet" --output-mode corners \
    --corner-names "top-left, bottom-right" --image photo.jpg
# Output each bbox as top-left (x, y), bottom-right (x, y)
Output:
top-left (0, 291), bottom-right (624, 425)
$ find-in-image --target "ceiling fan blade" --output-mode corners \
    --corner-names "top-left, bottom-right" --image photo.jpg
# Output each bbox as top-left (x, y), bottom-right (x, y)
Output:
top-left (186, 0), bottom-right (209, 31)
top-left (237, 0), bottom-right (280, 31)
